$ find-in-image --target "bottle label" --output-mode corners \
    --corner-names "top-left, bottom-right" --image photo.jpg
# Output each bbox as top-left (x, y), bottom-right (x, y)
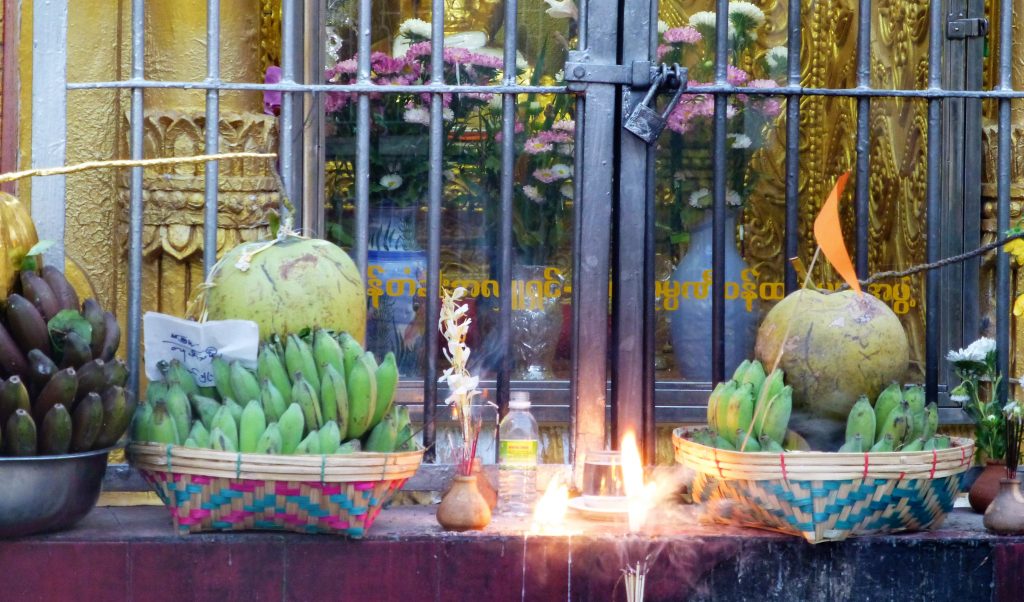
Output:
top-left (498, 440), bottom-right (538, 468)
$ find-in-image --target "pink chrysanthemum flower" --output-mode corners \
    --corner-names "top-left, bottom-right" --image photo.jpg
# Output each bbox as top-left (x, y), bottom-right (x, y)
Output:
top-left (663, 26), bottom-right (702, 44)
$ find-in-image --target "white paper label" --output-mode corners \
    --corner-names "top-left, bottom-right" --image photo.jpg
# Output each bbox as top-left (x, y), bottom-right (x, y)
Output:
top-left (143, 312), bottom-right (259, 387)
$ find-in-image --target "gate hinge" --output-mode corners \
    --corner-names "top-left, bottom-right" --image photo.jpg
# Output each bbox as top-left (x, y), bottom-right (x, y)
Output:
top-left (946, 15), bottom-right (989, 39)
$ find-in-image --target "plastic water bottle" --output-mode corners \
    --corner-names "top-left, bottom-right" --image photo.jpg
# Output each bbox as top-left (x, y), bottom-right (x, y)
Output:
top-left (498, 392), bottom-right (540, 515)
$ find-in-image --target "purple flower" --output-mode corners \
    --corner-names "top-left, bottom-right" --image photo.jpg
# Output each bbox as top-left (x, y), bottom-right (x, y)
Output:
top-left (406, 41), bottom-right (433, 59)
top-left (533, 168), bottom-right (561, 183)
top-left (552, 120), bottom-right (574, 132)
top-left (370, 52), bottom-right (407, 75)
top-left (524, 138), bottom-right (554, 154)
top-left (263, 66), bottom-right (282, 116)
top-left (444, 47), bottom-right (503, 70)
top-left (325, 90), bottom-right (350, 112)
top-left (663, 26), bottom-right (702, 44)
top-left (493, 122), bottom-right (525, 141)
top-left (727, 66), bottom-right (749, 86)
top-left (760, 98), bottom-right (782, 117)
top-left (330, 58), bottom-right (358, 78)
top-left (536, 130), bottom-right (573, 145)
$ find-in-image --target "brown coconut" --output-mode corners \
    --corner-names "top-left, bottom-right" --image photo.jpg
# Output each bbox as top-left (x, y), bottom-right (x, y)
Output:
top-left (754, 288), bottom-right (909, 449)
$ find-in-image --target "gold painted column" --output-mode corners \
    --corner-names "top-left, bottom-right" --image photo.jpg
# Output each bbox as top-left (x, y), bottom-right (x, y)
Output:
top-left (115, 0), bottom-right (280, 321)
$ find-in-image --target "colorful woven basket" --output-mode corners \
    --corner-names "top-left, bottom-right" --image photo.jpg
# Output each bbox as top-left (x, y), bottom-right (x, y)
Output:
top-left (672, 428), bottom-right (975, 543)
top-left (129, 443), bottom-right (423, 538)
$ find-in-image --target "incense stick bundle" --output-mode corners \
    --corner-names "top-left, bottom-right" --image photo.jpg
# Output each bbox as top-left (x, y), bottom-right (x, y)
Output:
top-left (1006, 411), bottom-right (1022, 480)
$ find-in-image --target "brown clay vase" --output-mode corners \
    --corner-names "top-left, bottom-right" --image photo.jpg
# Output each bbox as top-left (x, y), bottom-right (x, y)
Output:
top-left (969, 460), bottom-right (1007, 513)
top-left (982, 479), bottom-right (1024, 535)
top-left (437, 475), bottom-right (492, 531)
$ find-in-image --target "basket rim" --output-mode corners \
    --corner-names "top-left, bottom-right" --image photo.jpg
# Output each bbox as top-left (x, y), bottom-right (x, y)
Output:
top-left (128, 442), bottom-right (424, 483)
top-left (672, 427), bottom-right (975, 481)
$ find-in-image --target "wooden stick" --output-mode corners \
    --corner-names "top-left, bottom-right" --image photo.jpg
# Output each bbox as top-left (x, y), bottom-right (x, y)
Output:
top-left (0, 152), bottom-right (277, 183)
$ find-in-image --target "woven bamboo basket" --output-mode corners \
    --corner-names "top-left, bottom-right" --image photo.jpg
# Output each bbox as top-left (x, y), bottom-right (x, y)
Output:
top-left (129, 443), bottom-right (423, 538)
top-left (672, 428), bottom-right (975, 543)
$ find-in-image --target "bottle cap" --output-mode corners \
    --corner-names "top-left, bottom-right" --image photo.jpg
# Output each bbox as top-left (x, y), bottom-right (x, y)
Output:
top-left (509, 391), bottom-right (531, 410)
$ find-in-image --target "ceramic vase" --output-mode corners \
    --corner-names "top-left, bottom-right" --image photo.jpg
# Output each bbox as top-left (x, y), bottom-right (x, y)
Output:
top-left (511, 264), bottom-right (564, 380)
top-left (366, 204), bottom-right (425, 377)
top-left (669, 211), bottom-right (759, 381)
top-left (982, 478), bottom-right (1024, 535)
top-left (471, 457), bottom-right (498, 510)
top-left (968, 460), bottom-right (1006, 513)
top-left (437, 475), bottom-right (492, 531)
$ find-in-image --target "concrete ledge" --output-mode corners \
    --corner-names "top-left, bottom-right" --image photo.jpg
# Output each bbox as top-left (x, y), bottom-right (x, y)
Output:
top-left (0, 505), bottom-right (1021, 601)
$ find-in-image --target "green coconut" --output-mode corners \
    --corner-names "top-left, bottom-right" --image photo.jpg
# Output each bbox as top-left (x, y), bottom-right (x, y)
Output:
top-left (754, 288), bottom-right (909, 449)
top-left (205, 235), bottom-right (366, 342)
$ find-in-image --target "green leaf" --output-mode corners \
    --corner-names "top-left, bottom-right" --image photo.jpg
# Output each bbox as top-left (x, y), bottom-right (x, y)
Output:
top-left (25, 240), bottom-right (55, 257)
top-left (19, 240), bottom-right (56, 271)
top-left (670, 232), bottom-right (691, 245)
top-left (268, 210), bottom-right (281, 239)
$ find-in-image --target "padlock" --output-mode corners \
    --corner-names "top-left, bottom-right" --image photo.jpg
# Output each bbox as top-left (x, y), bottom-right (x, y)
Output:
top-left (624, 64), bottom-right (687, 145)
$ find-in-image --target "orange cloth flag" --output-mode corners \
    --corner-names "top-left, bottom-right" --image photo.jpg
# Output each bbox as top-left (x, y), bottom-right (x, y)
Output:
top-left (813, 171), bottom-right (861, 295)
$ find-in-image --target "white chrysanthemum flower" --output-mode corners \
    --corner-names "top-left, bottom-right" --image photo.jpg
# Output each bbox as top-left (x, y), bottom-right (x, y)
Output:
top-left (560, 182), bottom-right (574, 198)
top-left (947, 337), bottom-right (995, 364)
top-left (551, 163), bottom-right (573, 178)
top-left (442, 107), bottom-right (455, 120)
top-left (403, 106), bottom-right (430, 125)
top-left (729, 133), bottom-right (752, 149)
top-left (689, 188), bottom-right (711, 208)
top-left (399, 18), bottom-right (433, 39)
top-left (688, 11), bottom-right (716, 29)
top-left (766, 45), bottom-right (788, 67)
top-left (965, 336), bottom-right (996, 359)
top-left (729, 1), bottom-right (766, 26)
top-left (726, 190), bottom-right (742, 206)
top-left (557, 143), bottom-right (574, 155)
top-left (946, 348), bottom-right (970, 363)
top-left (658, 20), bottom-right (669, 34)
top-left (523, 185), bottom-right (543, 203)
top-left (379, 174), bottom-right (403, 190)
top-left (688, 11), bottom-right (736, 38)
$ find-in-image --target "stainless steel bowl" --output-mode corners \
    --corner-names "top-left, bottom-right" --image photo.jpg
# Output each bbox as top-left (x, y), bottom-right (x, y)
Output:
top-left (0, 447), bottom-right (112, 538)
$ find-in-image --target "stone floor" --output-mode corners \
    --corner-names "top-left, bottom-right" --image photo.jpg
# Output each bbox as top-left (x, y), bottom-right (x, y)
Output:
top-left (0, 503), bottom-right (1021, 601)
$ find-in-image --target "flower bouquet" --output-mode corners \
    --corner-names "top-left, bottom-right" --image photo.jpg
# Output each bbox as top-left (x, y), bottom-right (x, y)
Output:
top-left (323, 41), bottom-right (503, 211)
top-left (655, 2), bottom-right (785, 238)
top-left (947, 337), bottom-right (1008, 463)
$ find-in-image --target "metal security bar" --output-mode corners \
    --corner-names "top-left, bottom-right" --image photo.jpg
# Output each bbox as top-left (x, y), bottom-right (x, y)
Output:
top-left (34, 0), bottom-right (1017, 468)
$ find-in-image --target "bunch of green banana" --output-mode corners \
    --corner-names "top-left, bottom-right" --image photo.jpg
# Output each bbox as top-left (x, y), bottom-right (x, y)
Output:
top-left (838, 383), bottom-right (946, 452)
top-left (697, 359), bottom-right (793, 452)
top-left (133, 328), bottom-right (419, 455)
top-left (0, 267), bottom-right (131, 456)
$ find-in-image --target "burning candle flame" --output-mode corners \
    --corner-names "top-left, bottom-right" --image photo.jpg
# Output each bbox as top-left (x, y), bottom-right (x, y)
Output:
top-left (531, 477), bottom-right (570, 534)
top-left (621, 430), bottom-right (654, 533)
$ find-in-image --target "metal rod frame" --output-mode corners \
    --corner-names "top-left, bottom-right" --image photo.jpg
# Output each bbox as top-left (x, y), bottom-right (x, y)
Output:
top-left (37, 0), bottom-right (1010, 459)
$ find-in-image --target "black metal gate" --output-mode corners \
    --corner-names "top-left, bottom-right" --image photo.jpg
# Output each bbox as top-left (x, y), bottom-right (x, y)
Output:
top-left (37, 0), bottom-right (1015, 470)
